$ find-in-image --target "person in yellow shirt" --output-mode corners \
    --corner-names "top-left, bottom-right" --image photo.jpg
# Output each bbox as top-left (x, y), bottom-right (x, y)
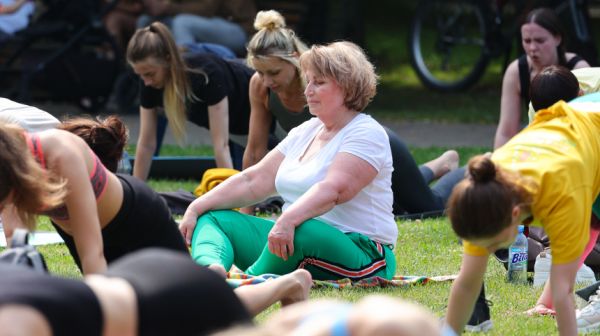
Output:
top-left (443, 99), bottom-right (600, 335)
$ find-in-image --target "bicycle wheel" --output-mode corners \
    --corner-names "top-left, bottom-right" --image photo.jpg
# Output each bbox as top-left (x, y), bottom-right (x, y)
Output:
top-left (409, 0), bottom-right (491, 92)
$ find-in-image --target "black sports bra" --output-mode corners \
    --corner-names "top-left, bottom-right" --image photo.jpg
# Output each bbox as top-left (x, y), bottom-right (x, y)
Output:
top-left (518, 54), bottom-right (584, 102)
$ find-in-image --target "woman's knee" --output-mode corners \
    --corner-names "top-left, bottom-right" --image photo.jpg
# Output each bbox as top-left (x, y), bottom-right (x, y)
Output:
top-left (195, 210), bottom-right (247, 236)
top-left (293, 219), bottom-right (340, 247)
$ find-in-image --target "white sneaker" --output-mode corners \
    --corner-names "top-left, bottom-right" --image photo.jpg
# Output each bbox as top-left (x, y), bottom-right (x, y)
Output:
top-left (578, 296), bottom-right (600, 333)
top-left (533, 249), bottom-right (596, 287)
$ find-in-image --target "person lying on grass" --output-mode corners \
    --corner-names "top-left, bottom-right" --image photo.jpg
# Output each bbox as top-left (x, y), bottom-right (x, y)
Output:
top-left (214, 294), bottom-right (440, 336)
top-left (0, 247), bottom-right (313, 336)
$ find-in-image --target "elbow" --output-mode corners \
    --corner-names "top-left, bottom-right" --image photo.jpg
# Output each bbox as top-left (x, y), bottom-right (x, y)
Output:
top-left (319, 181), bottom-right (353, 205)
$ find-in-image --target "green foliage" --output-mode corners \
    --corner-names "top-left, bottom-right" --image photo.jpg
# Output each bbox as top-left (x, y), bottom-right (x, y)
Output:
top-left (364, 3), bottom-right (506, 124)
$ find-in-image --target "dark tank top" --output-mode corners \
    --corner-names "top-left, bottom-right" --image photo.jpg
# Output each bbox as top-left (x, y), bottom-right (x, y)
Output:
top-left (518, 54), bottom-right (584, 102)
top-left (269, 90), bottom-right (312, 134)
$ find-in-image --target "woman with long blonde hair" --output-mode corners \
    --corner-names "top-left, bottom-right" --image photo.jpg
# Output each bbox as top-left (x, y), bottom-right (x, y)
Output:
top-left (127, 21), bottom-right (255, 179)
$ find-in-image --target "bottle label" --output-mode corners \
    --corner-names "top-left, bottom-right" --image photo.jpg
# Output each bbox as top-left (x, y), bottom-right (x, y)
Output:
top-left (511, 252), bottom-right (528, 264)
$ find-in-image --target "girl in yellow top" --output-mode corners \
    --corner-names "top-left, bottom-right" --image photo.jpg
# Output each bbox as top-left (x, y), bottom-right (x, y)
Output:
top-left (444, 99), bottom-right (600, 335)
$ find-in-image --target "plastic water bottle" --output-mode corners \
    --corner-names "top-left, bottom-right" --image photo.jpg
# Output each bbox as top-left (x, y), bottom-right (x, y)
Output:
top-left (116, 151), bottom-right (132, 175)
top-left (507, 225), bottom-right (528, 284)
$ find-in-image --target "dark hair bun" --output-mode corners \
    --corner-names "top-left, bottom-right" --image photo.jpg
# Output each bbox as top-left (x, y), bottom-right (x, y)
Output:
top-left (468, 155), bottom-right (496, 183)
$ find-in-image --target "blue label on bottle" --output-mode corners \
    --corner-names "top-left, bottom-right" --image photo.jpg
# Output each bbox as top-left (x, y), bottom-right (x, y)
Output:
top-left (511, 252), bottom-right (528, 263)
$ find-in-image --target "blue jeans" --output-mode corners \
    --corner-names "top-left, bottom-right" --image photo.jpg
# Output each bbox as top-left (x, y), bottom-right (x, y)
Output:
top-left (171, 14), bottom-right (247, 56)
top-left (137, 14), bottom-right (247, 56)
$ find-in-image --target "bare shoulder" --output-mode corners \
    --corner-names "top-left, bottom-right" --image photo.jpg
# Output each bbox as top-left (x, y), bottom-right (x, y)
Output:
top-left (503, 59), bottom-right (520, 81)
top-left (249, 73), bottom-right (269, 109)
top-left (39, 129), bottom-right (89, 165)
top-left (250, 73), bottom-right (268, 95)
top-left (566, 52), bottom-right (591, 68)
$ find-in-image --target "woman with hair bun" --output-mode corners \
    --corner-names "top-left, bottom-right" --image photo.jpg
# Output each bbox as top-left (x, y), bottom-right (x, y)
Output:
top-left (444, 99), bottom-right (600, 335)
top-left (0, 115), bottom-right (187, 275)
top-left (244, 10), bottom-right (462, 217)
top-left (59, 115), bottom-right (129, 173)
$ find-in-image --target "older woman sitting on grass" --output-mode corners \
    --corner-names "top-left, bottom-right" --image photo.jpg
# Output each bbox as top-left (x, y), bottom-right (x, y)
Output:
top-left (179, 41), bottom-right (398, 280)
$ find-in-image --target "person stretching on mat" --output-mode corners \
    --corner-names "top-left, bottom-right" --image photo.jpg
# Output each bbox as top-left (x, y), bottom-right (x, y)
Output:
top-left (443, 95), bottom-right (600, 334)
top-left (180, 41), bottom-right (398, 280)
top-left (0, 247), bottom-right (313, 336)
top-left (242, 10), bottom-right (462, 217)
top-left (127, 21), bottom-right (255, 176)
top-left (0, 119), bottom-right (187, 275)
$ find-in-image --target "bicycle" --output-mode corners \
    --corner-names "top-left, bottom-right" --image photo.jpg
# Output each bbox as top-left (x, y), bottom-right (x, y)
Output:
top-left (408, 0), bottom-right (596, 92)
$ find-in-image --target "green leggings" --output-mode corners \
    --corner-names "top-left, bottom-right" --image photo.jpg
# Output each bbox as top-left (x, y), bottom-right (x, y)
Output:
top-left (191, 210), bottom-right (396, 280)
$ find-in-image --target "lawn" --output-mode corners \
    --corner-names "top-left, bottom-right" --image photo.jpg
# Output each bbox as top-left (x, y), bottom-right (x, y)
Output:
top-left (15, 2), bottom-right (600, 334)
top-left (28, 146), bottom-right (599, 335)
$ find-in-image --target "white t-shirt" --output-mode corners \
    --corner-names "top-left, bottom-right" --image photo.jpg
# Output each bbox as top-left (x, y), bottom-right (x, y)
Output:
top-left (274, 113), bottom-right (397, 246)
top-left (0, 98), bottom-right (60, 132)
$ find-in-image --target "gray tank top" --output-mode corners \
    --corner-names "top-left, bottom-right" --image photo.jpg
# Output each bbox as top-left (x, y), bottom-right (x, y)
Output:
top-left (269, 90), bottom-right (312, 135)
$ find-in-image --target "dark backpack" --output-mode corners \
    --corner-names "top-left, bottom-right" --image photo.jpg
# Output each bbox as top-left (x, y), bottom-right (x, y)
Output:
top-left (0, 229), bottom-right (48, 273)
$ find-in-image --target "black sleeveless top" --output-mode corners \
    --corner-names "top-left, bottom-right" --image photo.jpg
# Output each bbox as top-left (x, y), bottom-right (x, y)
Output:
top-left (518, 54), bottom-right (584, 102)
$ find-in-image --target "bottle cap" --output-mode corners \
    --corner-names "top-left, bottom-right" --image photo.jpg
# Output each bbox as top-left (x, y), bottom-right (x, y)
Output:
top-left (518, 225), bottom-right (524, 233)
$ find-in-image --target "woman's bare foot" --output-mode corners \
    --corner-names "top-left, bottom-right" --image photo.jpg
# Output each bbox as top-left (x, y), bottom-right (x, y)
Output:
top-left (280, 269), bottom-right (313, 307)
top-left (208, 264), bottom-right (228, 279)
top-left (525, 303), bottom-right (556, 316)
top-left (424, 150), bottom-right (459, 180)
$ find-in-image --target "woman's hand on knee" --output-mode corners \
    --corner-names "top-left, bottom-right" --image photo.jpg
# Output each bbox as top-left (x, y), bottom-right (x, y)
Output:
top-left (268, 220), bottom-right (295, 261)
top-left (179, 208), bottom-right (200, 245)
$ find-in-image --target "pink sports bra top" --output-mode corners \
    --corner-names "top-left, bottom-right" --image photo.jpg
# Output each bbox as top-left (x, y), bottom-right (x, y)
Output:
top-left (25, 133), bottom-right (108, 220)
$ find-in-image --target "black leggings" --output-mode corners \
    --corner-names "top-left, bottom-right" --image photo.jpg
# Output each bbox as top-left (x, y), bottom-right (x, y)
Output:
top-left (53, 174), bottom-right (188, 270)
top-left (385, 127), bottom-right (465, 216)
top-left (0, 249), bottom-right (250, 336)
top-left (105, 248), bottom-right (251, 336)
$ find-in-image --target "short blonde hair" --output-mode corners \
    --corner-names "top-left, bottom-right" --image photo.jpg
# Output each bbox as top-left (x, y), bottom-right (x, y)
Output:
top-left (246, 10), bottom-right (308, 72)
top-left (299, 41), bottom-right (378, 111)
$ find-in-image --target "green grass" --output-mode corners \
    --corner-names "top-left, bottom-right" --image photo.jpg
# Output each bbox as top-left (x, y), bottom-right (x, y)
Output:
top-left (32, 146), bottom-right (600, 335)
top-left (37, 203), bottom-right (576, 335)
